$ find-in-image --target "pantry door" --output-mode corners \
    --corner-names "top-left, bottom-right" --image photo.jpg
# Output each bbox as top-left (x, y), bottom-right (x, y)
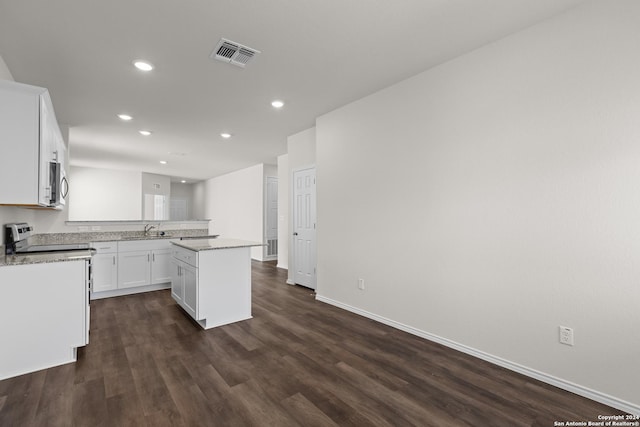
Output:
top-left (292, 167), bottom-right (316, 289)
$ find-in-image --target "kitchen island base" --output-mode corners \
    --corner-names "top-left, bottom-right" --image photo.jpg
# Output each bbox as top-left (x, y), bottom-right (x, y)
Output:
top-left (171, 239), bottom-right (260, 330)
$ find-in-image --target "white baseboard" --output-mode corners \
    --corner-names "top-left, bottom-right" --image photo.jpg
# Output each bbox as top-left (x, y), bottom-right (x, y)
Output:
top-left (276, 264), bottom-right (288, 270)
top-left (286, 279), bottom-right (295, 285)
top-left (315, 294), bottom-right (640, 416)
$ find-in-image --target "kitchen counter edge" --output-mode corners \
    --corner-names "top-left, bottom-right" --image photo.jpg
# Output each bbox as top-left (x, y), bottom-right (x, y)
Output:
top-left (1, 249), bottom-right (94, 267)
top-left (28, 229), bottom-right (210, 245)
top-left (170, 238), bottom-right (264, 252)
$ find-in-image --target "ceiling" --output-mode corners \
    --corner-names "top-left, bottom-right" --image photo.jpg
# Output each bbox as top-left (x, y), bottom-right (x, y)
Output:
top-left (0, 0), bottom-right (584, 182)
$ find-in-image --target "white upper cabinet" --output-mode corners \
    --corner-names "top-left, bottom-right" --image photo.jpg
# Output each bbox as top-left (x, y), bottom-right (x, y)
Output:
top-left (0, 80), bottom-right (66, 208)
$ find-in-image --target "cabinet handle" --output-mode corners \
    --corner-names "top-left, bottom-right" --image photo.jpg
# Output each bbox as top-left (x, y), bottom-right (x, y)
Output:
top-left (61, 176), bottom-right (69, 198)
top-left (112, 255), bottom-right (115, 265)
top-left (153, 253), bottom-right (155, 262)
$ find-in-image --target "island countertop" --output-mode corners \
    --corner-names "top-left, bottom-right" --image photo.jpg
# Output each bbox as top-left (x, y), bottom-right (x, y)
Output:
top-left (170, 238), bottom-right (263, 252)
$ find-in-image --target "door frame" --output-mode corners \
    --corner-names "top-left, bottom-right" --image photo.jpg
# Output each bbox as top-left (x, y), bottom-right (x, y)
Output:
top-left (289, 165), bottom-right (316, 289)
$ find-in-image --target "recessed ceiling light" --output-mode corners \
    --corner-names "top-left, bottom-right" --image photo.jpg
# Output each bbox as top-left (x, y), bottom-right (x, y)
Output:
top-left (117, 114), bottom-right (133, 121)
top-left (159, 160), bottom-right (167, 165)
top-left (220, 133), bottom-right (232, 139)
top-left (271, 100), bottom-right (284, 109)
top-left (181, 180), bottom-right (186, 183)
top-left (139, 130), bottom-right (152, 136)
top-left (133, 60), bottom-right (154, 71)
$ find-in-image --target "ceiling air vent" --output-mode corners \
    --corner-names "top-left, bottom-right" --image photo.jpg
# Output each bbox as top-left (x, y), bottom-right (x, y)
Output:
top-left (210, 38), bottom-right (260, 68)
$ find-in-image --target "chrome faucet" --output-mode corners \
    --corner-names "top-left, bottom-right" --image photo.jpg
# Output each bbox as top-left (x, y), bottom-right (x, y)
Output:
top-left (144, 224), bottom-right (156, 235)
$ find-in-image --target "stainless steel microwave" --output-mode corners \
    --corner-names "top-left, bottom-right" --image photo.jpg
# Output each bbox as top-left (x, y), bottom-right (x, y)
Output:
top-left (49, 161), bottom-right (68, 207)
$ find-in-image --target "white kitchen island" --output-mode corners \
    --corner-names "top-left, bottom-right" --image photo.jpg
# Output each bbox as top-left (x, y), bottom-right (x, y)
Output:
top-left (170, 238), bottom-right (263, 330)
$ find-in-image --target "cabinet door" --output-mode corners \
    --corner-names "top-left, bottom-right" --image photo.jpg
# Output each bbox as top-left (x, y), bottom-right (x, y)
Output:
top-left (0, 83), bottom-right (38, 205)
top-left (117, 250), bottom-right (151, 289)
top-left (170, 258), bottom-right (184, 304)
top-left (183, 264), bottom-right (198, 319)
top-left (151, 249), bottom-right (172, 284)
top-left (92, 253), bottom-right (117, 292)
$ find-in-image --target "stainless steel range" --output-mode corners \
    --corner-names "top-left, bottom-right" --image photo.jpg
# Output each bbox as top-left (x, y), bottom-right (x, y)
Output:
top-left (4, 222), bottom-right (90, 254)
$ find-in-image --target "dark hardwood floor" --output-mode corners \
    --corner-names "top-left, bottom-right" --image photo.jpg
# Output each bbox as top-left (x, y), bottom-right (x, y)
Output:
top-left (0, 261), bottom-right (623, 426)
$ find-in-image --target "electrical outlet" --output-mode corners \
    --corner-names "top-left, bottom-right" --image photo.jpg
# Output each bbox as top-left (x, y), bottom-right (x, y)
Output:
top-left (358, 278), bottom-right (365, 290)
top-left (559, 326), bottom-right (574, 346)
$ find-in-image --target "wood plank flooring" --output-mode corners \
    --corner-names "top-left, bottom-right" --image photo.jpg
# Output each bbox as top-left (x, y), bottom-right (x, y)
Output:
top-left (0, 261), bottom-right (624, 426)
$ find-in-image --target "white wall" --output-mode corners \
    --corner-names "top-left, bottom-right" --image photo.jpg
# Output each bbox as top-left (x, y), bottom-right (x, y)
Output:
top-left (142, 172), bottom-right (170, 196)
top-left (286, 127), bottom-right (316, 283)
top-left (288, 127), bottom-right (316, 168)
top-left (203, 163), bottom-right (265, 260)
top-left (68, 166), bottom-right (142, 221)
top-left (170, 181), bottom-right (196, 220)
top-left (192, 180), bottom-right (207, 220)
top-left (316, 0), bottom-right (639, 413)
top-left (0, 54), bottom-right (13, 80)
top-left (277, 154), bottom-right (289, 269)
top-left (264, 164), bottom-right (277, 178)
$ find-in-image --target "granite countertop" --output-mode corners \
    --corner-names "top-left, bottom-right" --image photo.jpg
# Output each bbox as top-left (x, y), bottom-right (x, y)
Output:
top-left (29, 229), bottom-right (209, 245)
top-left (171, 238), bottom-right (264, 252)
top-left (1, 229), bottom-right (210, 266)
top-left (0, 250), bottom-right (94, 267)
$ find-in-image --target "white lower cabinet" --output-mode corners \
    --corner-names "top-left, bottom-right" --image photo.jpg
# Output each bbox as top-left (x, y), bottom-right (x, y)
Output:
top-left (151, 249), bottom-right (172, 284)
top-left (92, 239), bottom-right (173, 298)
top-left (0, 259), bottom-right (89, 380)
top-left (118, 250), bottom-right (151, 288)
top-left (91, 242), bottom-right (118, 292)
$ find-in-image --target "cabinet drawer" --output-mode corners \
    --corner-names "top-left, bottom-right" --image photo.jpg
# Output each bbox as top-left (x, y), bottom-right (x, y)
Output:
top-left (90, 241), bottom-right (118, 253)
top-left (172, 246), bottom-right (198, 267)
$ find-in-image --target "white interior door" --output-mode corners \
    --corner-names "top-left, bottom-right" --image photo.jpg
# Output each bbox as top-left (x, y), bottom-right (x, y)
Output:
top-left (293, 167), bottom-right (316, 289)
